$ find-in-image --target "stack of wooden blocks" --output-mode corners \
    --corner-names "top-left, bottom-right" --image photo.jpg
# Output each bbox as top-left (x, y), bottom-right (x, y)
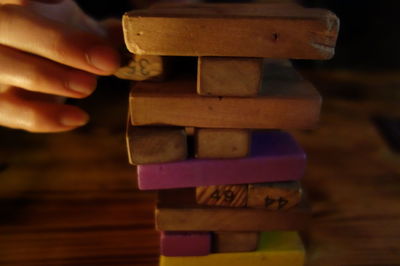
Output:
top-left (122, 3), bottom-right (339, 266)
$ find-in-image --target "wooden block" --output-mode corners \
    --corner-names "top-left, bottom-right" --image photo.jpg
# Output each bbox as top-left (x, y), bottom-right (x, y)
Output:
top-left (185, 127), bottom-right (196, 136)
top-left (114, 54), bottom-right (165, 81)
top-left (197, 57), bottom-right (263, 97)
top-left (129, 60), bottom-right (321, 129)
top-left (196, 185), bottom-right (247, 208)
top-left (150, 2), bottom-right (301, 10)
top-left (248, 181), bottom-right (303, 210)
top-left (161, 231), bottom-right (211, 257)
top-left (137, 131), bottom-right (305, 190)
top-left (160, 231), bottom-right (305, 266)
top-left (123, 3), bottom-right (339, 59)
top-left (126, 125), bottom-right (187, 165)
top-left (156, 188), bottom-right (310, 231)
top-left (214, 232), bottom-right (259, 253)
top-left (195, 129), bottom-right (250, 159)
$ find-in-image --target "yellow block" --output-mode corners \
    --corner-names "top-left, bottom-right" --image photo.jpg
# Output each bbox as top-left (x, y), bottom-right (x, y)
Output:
top-left (160, 231), bottom-right (305, 266)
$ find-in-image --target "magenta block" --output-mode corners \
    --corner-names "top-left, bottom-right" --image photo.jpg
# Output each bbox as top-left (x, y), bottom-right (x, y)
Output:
top-left (137, 131), bottom-right (306, 190)
top-left (161, 231), bottom-right (211, 256)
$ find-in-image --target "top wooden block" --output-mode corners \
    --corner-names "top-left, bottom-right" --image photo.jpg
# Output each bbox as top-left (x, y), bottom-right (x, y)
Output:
top-left (123, 3), bottom-right (339, 59)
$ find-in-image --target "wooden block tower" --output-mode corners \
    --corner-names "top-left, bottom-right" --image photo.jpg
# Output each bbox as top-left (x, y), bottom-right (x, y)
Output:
top-left (122, 3), bottom-right (339, 265)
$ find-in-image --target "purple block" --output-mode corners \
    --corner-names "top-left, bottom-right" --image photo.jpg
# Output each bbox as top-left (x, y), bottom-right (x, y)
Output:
top-left (137, 131), bottom-right (306, 190)
top-left (160, 231), bottom-right (211, 256)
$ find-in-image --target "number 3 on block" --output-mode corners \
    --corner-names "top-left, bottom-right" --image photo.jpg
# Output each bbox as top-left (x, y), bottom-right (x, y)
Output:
top-left (114, 55), bottom-right (164, 81)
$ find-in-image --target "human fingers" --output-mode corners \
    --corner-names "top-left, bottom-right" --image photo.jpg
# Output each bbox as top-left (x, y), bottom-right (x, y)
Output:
top-left (0, 0), bottom-right (103, 36)
top-left (0, 0), bottom-right (63, 6)
top-left (1, 0), bottom-right (102, 36)
top-left (27, 0), bottom-right (107, 36)
top-left (0, 4), bottom-right (120, 76)
top-left (0, 87), bottom-right (89, 132)
top-left (30, 0), bottom-right (63, 3)
top-left (101, 18), bottom-right (124, 48)
top-left (0, 45), bottom-right (97, 98)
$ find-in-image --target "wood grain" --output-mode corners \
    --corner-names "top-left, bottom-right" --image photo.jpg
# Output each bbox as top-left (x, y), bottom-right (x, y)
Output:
top-left (160, 231), bottom-right (305, 266)
top-left (196, 185), bottom-right (247, 207)
top-left (123, 3), bottom-right (339, 59)
top-left (2, 72), bottom-right (400, 266)
top-left (195, 129), bottom-right (251, 159)
top-left (149, 2), bottom-right (301, 10)
top-left (247, 181), bottom-right (302, 210)
top-left (197, 57), bottom-right (263, 97)
top-left (114, 54), bottom-right (165, 81)
top-left (129, 61), bottom-right (321, 129)
top-left (214, 232), bottom-right (260, 253)
top-left (126, 125), bottom-right (187, 165)
top-left (156, 188), bottom-right (310, 231)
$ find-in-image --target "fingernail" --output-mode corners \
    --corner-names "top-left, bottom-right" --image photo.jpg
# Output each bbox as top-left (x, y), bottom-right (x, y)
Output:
top-left (67, 71), bottom-right (97, 96)
top-left (60, 111), bottom-right (89, 127)
top-left (86, 45), bottom-right (120, 73)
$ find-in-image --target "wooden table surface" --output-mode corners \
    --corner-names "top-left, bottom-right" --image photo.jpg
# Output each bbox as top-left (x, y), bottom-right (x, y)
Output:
top-left (0, 75), bottom-right (400, 266)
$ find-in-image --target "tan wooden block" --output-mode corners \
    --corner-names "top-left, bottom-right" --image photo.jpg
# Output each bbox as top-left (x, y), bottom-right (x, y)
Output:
top-left (156, 188), bottom-right (310, 231)
top-left (214, 232), bottom-right (260, 253)
top-left (195, 129), bottom-right (250, 159)
top-left (196, 185), bottom-right (247, 207)
top-left (114, 54), bottom-right (165, 81)
top-left (150, 2), bottom-right (300, 10)
top-left (123, 3), bottom-right (339, 59)
top-left (126, 125), bottom-right (187, 165)
top-left (197, 57), bottom-right (263, 97)
top-left (248, 181), bottom-right (302, 210)
top-left (129, 60), bottom-right (321, 129)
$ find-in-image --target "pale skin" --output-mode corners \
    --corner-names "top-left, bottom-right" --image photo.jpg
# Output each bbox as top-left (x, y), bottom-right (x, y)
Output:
top-left (0, 0), bottom-right (122, 132)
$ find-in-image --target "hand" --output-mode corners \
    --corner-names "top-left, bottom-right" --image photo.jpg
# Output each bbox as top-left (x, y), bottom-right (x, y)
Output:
top-left (0, 0), bottom-right (120, 132)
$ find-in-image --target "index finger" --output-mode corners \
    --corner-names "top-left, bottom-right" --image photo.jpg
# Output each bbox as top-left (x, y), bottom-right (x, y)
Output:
top-left (30, 0), bottom-right (63, 3)
top-left (0, 0), bottom-right (63, 6)
top-left (0, 5), bottom-right (120, 75)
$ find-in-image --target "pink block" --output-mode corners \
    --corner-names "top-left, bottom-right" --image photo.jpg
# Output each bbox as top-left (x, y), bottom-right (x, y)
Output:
top-left (137, 131), bottom-right (306, 190)
top-left (161, 231), bottom-right (211, 256)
